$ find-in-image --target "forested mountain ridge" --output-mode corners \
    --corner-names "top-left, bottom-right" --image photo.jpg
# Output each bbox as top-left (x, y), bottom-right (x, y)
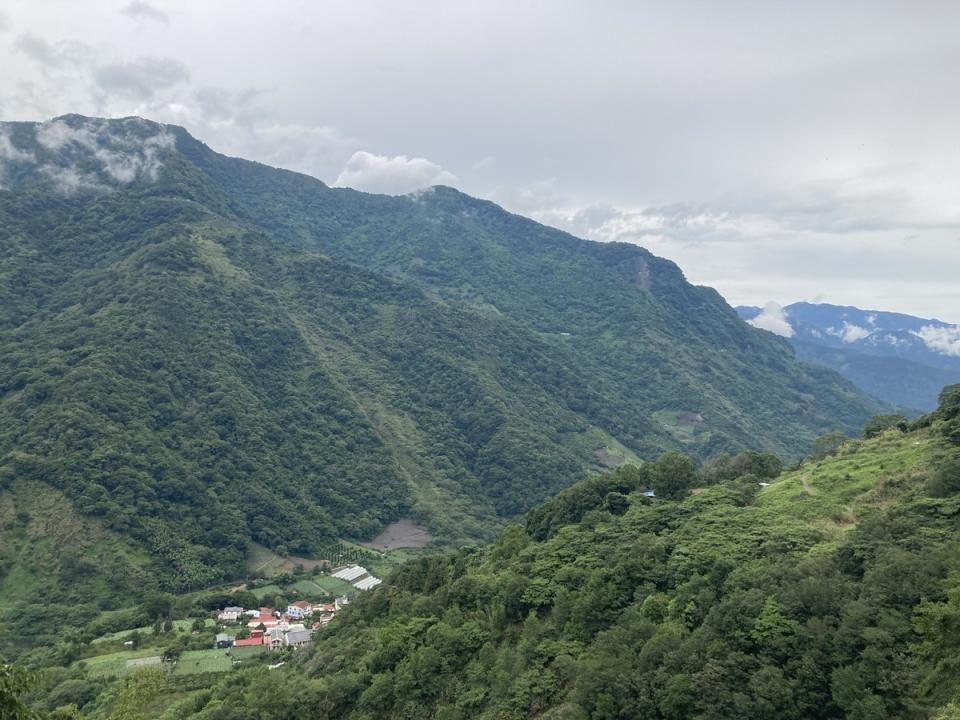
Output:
top-left (178, 132), bottom-right (883, 460)
top-left (738, 302), bottom-right (960, 411)
top-left (0, 114), bottom-right (882, 594)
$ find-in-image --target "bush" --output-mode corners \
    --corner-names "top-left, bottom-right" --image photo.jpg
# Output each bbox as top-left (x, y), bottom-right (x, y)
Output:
top-left (927, 456), bottom-right (960, 498)
top-left (938, 385), bottom-right (960, 420)
top-left (651, 452), bottom-right (696, 500)
top-left (864, 414), bottom-right (907, 439)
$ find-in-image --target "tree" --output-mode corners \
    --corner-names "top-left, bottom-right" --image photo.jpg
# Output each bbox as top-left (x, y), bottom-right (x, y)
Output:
top-left (603, 492), bottom-right (629, 515)
top-left (142, 593), bottom-right (173, 621)
top-left (812, 432), bottom-right (847, 460)
top-left (864, 414), bottom-right (907, 439)
top-left (48, 705), bottom-right (83, 720)
top-left (939, 384), bottom-right (960, 419)
top-left (926, 456), bottom-right (960, 497)
top-left (651, 452), bottom-right (696, 500)
top-left (0, 663), bottom-right (33, 720)
top-left (105, 669), bottom-right (166, 720)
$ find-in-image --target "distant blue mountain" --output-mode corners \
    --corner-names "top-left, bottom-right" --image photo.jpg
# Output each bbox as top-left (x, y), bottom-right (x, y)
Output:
top-left (737, 302), bottom-right (960, 412)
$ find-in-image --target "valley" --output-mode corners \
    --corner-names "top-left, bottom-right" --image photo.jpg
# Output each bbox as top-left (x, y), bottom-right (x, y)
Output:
top-left (0, 115), bottom-right (955, 720)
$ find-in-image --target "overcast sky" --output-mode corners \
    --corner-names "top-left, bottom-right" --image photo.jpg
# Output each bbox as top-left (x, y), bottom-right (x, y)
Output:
top-left (2, 1), bottom-right (959, 322)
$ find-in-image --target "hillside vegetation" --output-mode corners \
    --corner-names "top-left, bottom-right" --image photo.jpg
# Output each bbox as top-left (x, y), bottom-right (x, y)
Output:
top-left (0, 114), bottom-right (882, 596)
top-left (6, 387), bottom-right (959, 719)
top-left (185, 386), bottom-right (960, 719)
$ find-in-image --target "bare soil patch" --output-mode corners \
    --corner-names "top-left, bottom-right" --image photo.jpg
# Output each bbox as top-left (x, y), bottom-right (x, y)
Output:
top-left (594, 447), bottom-right (625, 468)
top-left (361, 519), bottom-right (433, 551)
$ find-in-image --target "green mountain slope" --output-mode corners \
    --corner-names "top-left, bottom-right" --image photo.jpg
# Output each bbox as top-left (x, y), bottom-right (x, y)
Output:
top-left (163, 386), bottom-right (960, 720)
top-left (178, 134), bottom-right (883, 461)
top-left (0, 115), bottom-right (883, 594)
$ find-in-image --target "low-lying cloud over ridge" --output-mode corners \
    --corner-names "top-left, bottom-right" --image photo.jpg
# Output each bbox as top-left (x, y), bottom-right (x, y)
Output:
top-left (334, 150), bottom-right (458, 195)
top-left (912, 325), bottom-right (960, 357)
top-left (0, 116), bottom-right (174, 193)
top-left (747, 302), bottom-right (794, 338)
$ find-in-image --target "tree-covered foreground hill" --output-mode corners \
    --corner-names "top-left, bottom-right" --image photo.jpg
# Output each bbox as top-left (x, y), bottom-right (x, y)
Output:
top-left (8, 388), bottom-right (960, 719)
top-left (0, 115), bottom-right (882, 593)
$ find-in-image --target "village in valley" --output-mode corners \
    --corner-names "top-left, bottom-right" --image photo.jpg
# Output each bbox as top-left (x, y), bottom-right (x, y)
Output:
top-left (213, 565), bottom-right (383, 653)
top-left (69, 563), bottom-right (386, 680)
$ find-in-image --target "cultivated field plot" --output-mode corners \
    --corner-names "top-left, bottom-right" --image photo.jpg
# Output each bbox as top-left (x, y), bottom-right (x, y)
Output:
top-left (230, 645), bottom-right (267, 660)
top-left (92, 618), bottom-right (214, 644)
top-left (312, 575), bottom-right (355, 596)
top-left (250, 584), bottom-right (283, 600)
top-left (172, 649), bottom-right (232, 675)
top-left (80, 651), bottom-right (159, 678)
top-left (291, 579), bottom-right (327, 596)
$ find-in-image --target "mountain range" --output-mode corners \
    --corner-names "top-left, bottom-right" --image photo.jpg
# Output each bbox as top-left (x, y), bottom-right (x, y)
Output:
top-left (738, 302), bottom-right (960, 411)
top-left (0, 115), bottom-right (883, 598)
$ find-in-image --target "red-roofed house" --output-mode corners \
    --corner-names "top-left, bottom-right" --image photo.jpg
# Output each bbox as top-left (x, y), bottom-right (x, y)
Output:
top-left (234, 630), bottom-right (267, 648)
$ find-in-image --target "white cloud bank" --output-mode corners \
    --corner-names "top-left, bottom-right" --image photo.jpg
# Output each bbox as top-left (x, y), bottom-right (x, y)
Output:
top-left (748, 302), bottom-right (794, 337)
top-left (911, 324), bottom-right (960, 357)
top-left (827, 322), bottom-right (873, 343)
top-left (334, 151), bottom-right (457, 195)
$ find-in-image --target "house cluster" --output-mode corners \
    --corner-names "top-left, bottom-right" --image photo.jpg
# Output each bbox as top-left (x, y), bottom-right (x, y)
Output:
top-left (214, 596), bottom-right (353, 651)
top-left (331, 564), bottom-right (382, 591)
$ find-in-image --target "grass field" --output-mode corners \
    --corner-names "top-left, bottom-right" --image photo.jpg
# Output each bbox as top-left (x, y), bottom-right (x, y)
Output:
top-left (172, 649), bottom-right (232, 675)
top-left (92, 618), bottom-right (215, 644)
top-left (291, 579), bottom-right (327, 596)
top-left (230, 645), bottom-right (267, 660)
top-left (312, 575), bottom-right (355, 596)
top-left (250, 584), bottom-right (283, 600)
top-left (78, 650), bottom-right (161, 678)
top-left (247, 542), bottom-right (328, 577)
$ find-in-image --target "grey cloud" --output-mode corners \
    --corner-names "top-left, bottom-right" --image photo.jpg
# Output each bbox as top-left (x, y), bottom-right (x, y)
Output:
top-left (190, 86), bottom-right (269, 125)
top-left (3, 2), bottom-right (960, 319)
top-left (132, 96), bottom-right (358, 181)
top-left (35, 118), bottom-right (99, 151)
top-left (13, 32), bottom-right (95, 70)
top-left (0, 11), bottom-right (10, 33)
top-left (0, 127), bottom-right (34, 164)
top-left (93, 57), bottom-right (189, 100)
top-left (39, 165), bottom-right (106, 194)
top-left (120, 1), bottom-right (170, 25)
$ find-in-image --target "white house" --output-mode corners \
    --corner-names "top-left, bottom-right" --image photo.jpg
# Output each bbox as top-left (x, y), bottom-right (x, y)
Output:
top-left (217, 606), bottom-right (244, 623)
top-left (286, 600), bottom-right (313, 619)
